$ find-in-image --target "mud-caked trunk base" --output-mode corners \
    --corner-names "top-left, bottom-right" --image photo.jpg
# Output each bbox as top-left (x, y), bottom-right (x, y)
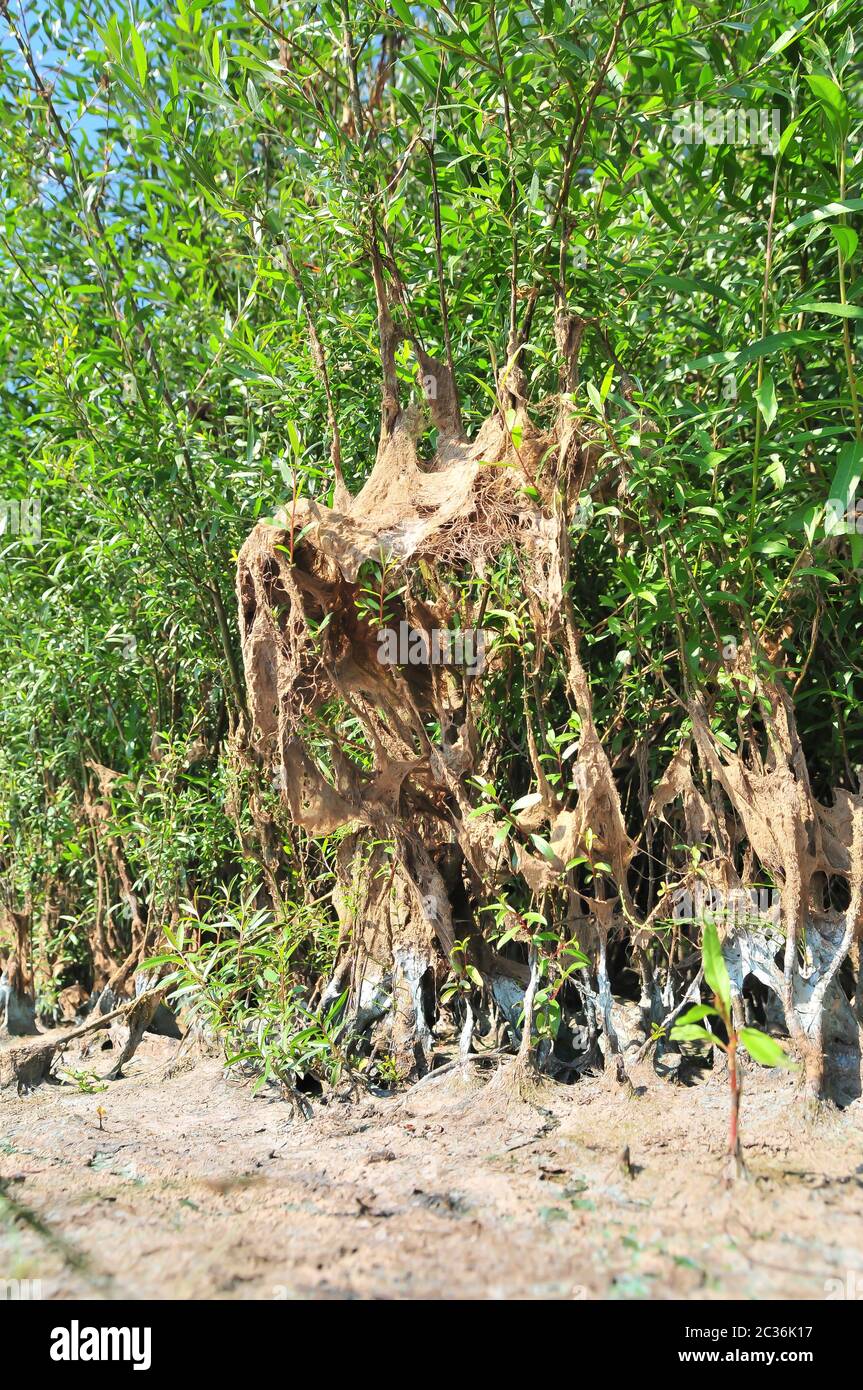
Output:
top-left (0, 972), bottom-right (38, 1037)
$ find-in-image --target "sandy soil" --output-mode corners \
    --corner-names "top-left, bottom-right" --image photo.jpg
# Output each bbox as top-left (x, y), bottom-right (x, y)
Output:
top-left (1, 1031), bottom-right (862, 1301)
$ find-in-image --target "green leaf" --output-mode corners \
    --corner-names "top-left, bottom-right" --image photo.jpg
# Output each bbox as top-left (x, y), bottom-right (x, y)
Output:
top-left (738, 1028), bottom-right (798, 1068)
top-left (675, 1003), bottom-right (718, 1024)
top-left (130, 27), bottom-right (148, 86)
top-left (669, 1023), bottom-right (719, 1046)
top-left (827, 442), bottom-right (863, 529)
top-left (805, 75), bottom-right (848, 129)
top-left (787, 301), bottom-right (863, 318)
top-left (766, 453), bottom-right (786, 490)
top-left (139, 953), bottom-right (178, 970)
top-left (531, 833), bottom-right (560, 864)
top-left (505, 407), bottom-right (523, 449)
top-left (754, 373), bottom-right (778, 429)
top-left (644, 180), bottom-right (685, 234)
top-left (682, 331), bottom-right (822, 372)
top-left (754, 537), bottom-right (794, 557)
top-left (761, 14), bottom-right (817, 63)
top-left (286, 419), bottom-right (301, 456)
top-left (780, 200), bottom-right (863, 237)
top-left (653, 273), bottom-right (733, 304)
top-left (778, 116), bottom-right (801, 156)
top-left (390, 0), bottom-right (415, 26)
top-left (701, 920), bottom-right (731, 1016)
top-left (831, 226), bottom-right (858, 262)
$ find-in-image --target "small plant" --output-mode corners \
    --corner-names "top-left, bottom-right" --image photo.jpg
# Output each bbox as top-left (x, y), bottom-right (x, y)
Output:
top-left (354, 548), bottom-right (405, 630)
top-left (59, 1069), bottom-right (108, 1095)
top-left (527, 930), bottom-right (591, 1044)
top-left (225, 990), bottom-right (349, 1097)
top-left (372, 1052), bottom-right (405, 1088)
top-left (671, 920), bottom-right (796, 1183)
top-left (440, 936), bottom-right (483, 1004)
top-left (141, 887), bottom-right (348, 1098)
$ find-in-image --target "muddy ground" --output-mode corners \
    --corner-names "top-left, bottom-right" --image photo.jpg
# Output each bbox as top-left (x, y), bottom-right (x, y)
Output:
top-left (1, 1030), bottom-right (862, 1301)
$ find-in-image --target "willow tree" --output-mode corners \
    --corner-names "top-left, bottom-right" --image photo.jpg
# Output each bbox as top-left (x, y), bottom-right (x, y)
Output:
top-left (1, 1), bottom-right (861, 1102)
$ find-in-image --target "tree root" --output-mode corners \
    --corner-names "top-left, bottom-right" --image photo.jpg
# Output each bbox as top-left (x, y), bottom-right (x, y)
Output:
top-left (0, 987), bottom-right (165, 1091)
top-left (410, 1047), bottom-right (511, 1090)
top-left (484, 1052), bottom-right (556, 1111)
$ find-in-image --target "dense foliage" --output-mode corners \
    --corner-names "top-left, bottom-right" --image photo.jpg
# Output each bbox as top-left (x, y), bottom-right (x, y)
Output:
top-left (1, 0), bottom-right (861, 1108)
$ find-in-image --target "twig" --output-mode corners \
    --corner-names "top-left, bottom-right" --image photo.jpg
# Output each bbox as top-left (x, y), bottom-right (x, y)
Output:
top-left (632, 966), bottom-right (705, 1064)
top-left (410, 1048), bottom-right (512, 1088)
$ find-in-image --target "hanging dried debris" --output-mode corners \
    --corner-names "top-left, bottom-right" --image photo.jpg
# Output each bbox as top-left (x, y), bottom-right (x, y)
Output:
top-left (235, 255), bottom-right (862, 1105)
